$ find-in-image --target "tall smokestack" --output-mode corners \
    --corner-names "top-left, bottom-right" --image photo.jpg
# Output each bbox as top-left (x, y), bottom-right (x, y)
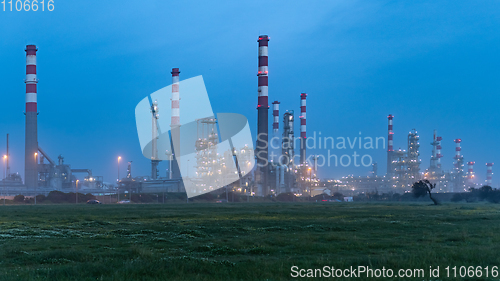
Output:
top-left (272, 101), bottom-right (280, 162)
top-left (300, 93), bottom-right (307, 165)
top-left (25, 45), bottom-right (38, 189)
top-left (386, 115), bottom-right (394, 177)
top-left (467, 161), bottom-right (475, 185)
top-left (170, 68), bottom-right (181, 179)
top-left (256, 35), bottom-right (269, 192)
top-left (486, 163), bottom-right (494, 186)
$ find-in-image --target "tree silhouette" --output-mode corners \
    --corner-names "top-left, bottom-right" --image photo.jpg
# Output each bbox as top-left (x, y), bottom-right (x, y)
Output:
top-left (412, 180), bottom-right (439, 205)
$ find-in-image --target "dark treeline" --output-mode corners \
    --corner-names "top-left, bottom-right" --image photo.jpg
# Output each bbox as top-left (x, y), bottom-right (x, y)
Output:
top-left (451, 186), bottom-right (500, 203)
top-left (6, 187), bottom-right (500, 204)
top-left (13, 191), bottom-right (96, 204)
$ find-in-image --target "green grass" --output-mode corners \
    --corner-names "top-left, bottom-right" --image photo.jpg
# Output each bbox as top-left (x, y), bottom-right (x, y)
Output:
top-left (0, 202), bottom-right (499, 280)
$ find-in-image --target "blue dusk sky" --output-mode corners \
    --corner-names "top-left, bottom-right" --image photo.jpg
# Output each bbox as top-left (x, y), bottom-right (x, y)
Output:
top-left (0, 1), bottom-right (499, 185)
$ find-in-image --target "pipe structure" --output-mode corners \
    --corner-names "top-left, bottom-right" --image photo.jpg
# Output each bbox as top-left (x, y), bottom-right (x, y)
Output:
top-left (279, 165), bottom-right (285, 190)
top-left (300, 93), bottom-right (307, 166)
top-left (25, 45), bottom-right (38, 189)
top-left (275, 166), bottom-right (279, 194)
top-left (170, 68), bottom-right (181, 179)
top-left (386, 115), bottom-right (394, 177)
top-left (256, 35), bottom-right (269, 194)
top-left (486, 163), bottom-right (494, 186)
top-left (38, 146), bottom-right (55, 166)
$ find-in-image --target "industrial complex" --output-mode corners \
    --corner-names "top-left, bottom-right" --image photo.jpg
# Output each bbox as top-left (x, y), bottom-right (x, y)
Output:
top-left (0, 37), bottom-right (495, 199)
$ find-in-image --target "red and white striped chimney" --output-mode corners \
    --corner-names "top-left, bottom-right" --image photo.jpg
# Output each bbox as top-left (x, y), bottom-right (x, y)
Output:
top-left (256, 38), bottom-right (269, 157)
top-left (300, 93), bottom-right (307, 165)
top-left (171, 68), bottom-right (180, 127)
top-left (170, 68), bottom-right (181, 179)
top-left (467, 161), bottom-right (475, 184)
top-left (25, 45), bottom-right (38, 189)
top-left (26, 45), bottom-right (37, 112)
top-left (256, 35), bottom-right (270, 192)
top-left (486, 163), bottom-right (494, 186)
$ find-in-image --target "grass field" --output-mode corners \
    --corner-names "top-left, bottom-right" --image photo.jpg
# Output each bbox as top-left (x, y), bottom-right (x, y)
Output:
top-left (0, 202), bottom-right (499, 280)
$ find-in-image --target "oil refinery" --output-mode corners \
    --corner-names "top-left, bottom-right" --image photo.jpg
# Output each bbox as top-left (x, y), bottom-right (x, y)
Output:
top-left (0, 38), bottom-right (495, 199)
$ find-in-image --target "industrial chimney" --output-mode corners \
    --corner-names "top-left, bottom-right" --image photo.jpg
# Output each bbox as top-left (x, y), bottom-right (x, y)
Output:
top-left (170, 68), bottom-right (181, 179)
top-left (25, 45), bottom-right (38, 189)
top-left (256, 35), bottom-right (269, 194)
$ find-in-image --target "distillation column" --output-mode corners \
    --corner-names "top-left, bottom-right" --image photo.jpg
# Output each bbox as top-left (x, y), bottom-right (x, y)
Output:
top-left (453, 139), bottom-right (464, 192)
top-left (467, 161), bottom-right (475, 186)
top-left (300, 93), bottom-right (307, 166)
top-left (272, 101), bottom-right (280, 163)
top-left (486, 163), bottom-right (494, 186)
top-left (151, 100), bottom-right (160, 179)
top-left (386, 115), bottom-right (394, 178)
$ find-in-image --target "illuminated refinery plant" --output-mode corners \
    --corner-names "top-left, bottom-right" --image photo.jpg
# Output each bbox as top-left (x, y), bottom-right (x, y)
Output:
top-left (0, 39), bottom-right (495, 200)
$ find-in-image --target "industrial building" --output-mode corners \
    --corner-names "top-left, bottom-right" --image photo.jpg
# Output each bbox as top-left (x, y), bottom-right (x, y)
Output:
top-left (1, 45), bottom-right (105, 197)
top-left (334, 115), bottom-right (494, 195)
top-left (0, 40), bottom-right (495, 200)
